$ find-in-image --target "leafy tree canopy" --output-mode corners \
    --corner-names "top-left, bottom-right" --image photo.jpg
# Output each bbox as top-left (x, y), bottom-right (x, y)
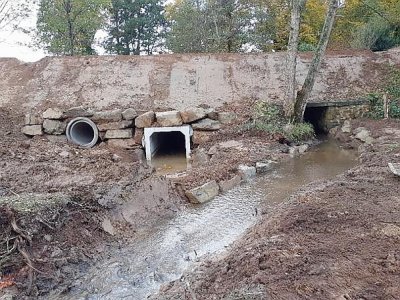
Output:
top-left (104, 0), bottom-right (167, 55)
top-left (36, 0), bottom-right (110, 55)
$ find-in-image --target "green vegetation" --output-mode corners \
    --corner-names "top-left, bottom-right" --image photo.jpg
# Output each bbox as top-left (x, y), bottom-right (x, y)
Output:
top-left (36, 0), bottom-right (110, 55)
top-left (104, 0), bottom-right (167, 55)
top-left (246, 101), bottom-right (315, 143)
top-left (367, 67), bottom-right (400, 119)
top-left (285, 122), bottom-right (315, 143)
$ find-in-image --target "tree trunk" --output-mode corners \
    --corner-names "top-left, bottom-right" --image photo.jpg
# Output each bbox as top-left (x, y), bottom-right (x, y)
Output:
top-left (292, 0), bottom-right (340, 123)
top-left (284, 0), bottom-right (306, 119)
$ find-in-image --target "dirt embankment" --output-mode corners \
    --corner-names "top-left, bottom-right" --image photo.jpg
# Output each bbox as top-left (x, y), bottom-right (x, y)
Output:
top-left (152, 119), bottom-right (400, 300)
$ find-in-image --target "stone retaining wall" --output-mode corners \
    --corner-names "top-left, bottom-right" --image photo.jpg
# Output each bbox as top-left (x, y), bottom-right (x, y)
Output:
top-left (22, 106), bottom-right (235, 149)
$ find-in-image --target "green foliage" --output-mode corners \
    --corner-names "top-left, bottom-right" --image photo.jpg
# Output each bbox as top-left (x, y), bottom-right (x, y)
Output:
top-left (298, 42), bottom-right (316, 52)
top-left (104, 0), bottom-right (167, 55)
top-left (165, 0), bottom-right (273, 53)
top-left (36, 0), bottom-right (109, 55)
top-left (368, 66), bottom-right (400, 119)
top-left (367, 95), bottom-right (400, 120)
top-left (284, 122), bottom-right (315, 142)
top-left (246, 101), bottom-right (315, 143)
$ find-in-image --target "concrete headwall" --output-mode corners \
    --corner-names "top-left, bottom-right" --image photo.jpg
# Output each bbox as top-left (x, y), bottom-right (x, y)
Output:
top-left (0, 49), bottom-right (399, 113)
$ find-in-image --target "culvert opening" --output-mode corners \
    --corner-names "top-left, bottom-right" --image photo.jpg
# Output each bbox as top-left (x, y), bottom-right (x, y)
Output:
top-left (304, 106), bottom-right (328, 134)
top-left (150, 131), bottom-right (186, 158)
top-left (66, 117), bottom-right (99, 148)
top-left (144, 126), bottom-right (192, 161)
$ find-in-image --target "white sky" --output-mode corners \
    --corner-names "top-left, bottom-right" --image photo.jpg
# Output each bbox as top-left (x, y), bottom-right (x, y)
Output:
top-left (0, 2), bottom-right (46, 62)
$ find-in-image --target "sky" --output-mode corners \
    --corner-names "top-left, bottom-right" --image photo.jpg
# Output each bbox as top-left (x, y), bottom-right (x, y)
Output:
top-left (0, 2), bottom-right (46, 62)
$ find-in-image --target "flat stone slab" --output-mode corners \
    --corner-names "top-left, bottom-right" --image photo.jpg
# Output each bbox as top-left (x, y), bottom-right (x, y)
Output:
top-left (104, 129), bottom-right (133, 139)
top-left (97, 120), bottom-right (133, 131)
top-left (22, 125), bottom-right (43, 136)
top-left (180, 108), bottom-right (206, 123)
top-left (156, 111), bottom-right (183, 126)
top-left (388, 163), bottom-right (400, 176)
top-left (63, 106), bottom-right (94, 118)
top-left (43, 108), bottom-right (64, 120)
top-left (185, 180), bottom-right (219, 204)
top-left (92, 109), bottom-right (122, 122)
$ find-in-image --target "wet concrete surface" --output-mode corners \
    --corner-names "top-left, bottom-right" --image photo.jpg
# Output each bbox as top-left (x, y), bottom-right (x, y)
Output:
top-left (49, 140), bottom-right (357, 300)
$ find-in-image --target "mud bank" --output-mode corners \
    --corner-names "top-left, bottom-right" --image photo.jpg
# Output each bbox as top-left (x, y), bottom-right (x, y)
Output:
top-left (152, 119), bottom-right (400, 300)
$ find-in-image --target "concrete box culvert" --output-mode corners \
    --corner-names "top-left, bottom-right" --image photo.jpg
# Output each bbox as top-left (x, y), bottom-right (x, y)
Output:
top-left (66, 117), bottom-right (99, 148)
top-left (144, 126), bottom-right (192, 160)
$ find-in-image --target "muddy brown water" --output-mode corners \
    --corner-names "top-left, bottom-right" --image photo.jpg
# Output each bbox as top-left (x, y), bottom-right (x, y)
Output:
top-left (49, 140), bottom-right (357, 300)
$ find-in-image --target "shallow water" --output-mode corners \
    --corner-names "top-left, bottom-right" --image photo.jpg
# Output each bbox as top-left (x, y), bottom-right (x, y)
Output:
top-left (53, 140), bottom-right (357, 300)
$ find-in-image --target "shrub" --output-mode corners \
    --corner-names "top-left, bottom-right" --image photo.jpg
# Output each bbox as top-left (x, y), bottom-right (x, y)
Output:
top-left (284, 122), bottom-right (315, 143)
top-left (245, 101), bottom-right (315, 143)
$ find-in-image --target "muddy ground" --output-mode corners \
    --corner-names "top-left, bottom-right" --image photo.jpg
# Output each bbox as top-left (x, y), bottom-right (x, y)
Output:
top-left (1, 102), bottom-right (400, 299)
top-left (152, 119), bottom-right (400, 300)
top-left (0, 104), bottom-right (297, 298)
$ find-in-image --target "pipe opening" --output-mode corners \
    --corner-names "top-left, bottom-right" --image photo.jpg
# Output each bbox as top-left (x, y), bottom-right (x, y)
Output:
top-left (66, 117), bottom-right (99, 148)
top-left (150, 131), bottom-right (186, 158)
top-left (304, 106), bottom-right (328, 134)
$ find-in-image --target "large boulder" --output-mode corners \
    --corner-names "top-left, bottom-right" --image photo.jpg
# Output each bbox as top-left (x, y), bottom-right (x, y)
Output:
top-left (22, 125), bottom-right (43, 136)
top-left (180, 108), bottom-right (207, 123)
top-left (43, 119), bottom-right (66, 135)
top-left (185, 180), bottom-right (220, 204)
top-left (135, 111), bottom-right (155, 128)
top-left (192, 118), bottom-right (221, 131)
top-left (156, 111), bottom-right (183, 126)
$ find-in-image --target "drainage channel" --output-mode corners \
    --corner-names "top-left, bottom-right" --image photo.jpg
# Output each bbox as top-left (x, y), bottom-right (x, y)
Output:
top-left (48, 140), bottom-right (358, 300)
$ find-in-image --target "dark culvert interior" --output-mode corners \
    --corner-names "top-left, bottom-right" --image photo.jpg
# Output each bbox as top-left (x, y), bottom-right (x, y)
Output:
top-left (304, 106), bottom-right (328, 135)
top-left (150, 131), bottom-right (186, 158)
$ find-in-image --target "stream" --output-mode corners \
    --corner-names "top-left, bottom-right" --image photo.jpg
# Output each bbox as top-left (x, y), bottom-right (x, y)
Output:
top-left (53, 140), bottom-right (358, 300)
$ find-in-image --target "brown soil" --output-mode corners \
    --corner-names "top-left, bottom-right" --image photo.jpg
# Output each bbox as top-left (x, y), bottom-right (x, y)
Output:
top-left (0, 107), bottom-right (184, 298)
top-left (153, 119), bottom-right (400, 300)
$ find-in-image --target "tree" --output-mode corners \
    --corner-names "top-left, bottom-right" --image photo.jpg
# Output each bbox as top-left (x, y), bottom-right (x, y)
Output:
top-left (36, 0), bottom-right (109, 55)
top-left (285, 0), bottom-right (342, 122)
top-left (0, 0), bottom-right (35, 31)
top-left (104, 0), bottom-right (167, 55)
top-left (166, 0), bottom-right (272, 53)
